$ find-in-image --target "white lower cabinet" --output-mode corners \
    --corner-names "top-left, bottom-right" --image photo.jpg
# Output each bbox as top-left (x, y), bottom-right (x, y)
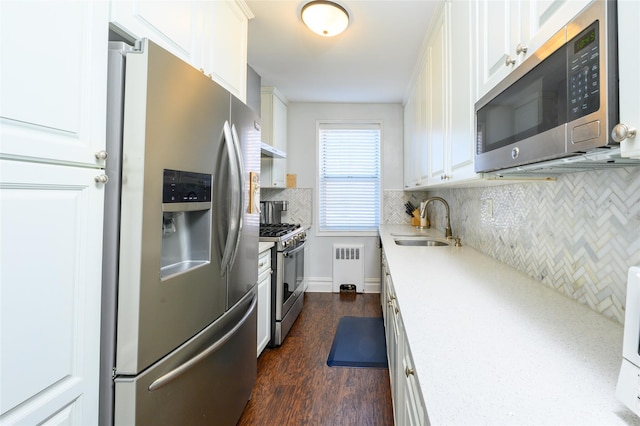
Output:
top-left (382, 250), bottom-right (427, 425)
top-left (257, 248), bottom-right (272, 356)
top-left (399, 316), bottom-right (427, 426)
top-left (0, 160), bottom-right (106, 425)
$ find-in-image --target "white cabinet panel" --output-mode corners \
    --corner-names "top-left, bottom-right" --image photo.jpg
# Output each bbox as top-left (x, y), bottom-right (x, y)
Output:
top-left (475, 0), bottom-right (592, 99)
top-left (110, 0), bottom-right (250, 101)
top-left (110, 0), bottom-right (197, 63)
top-left (448, 0), bottom-right (475, 181)
top-left (208, 0), bottom-right (249, 101)
top-left (426, 13), bottom-right (446, 186)
top-left (0, 1), bottom-right (108, 167)
top-left (0, 160), bottom-right (105, 425)
top-left (476, 0), bottom-right (520, 98)
top-left (257, 249), bottom-right (271, 356)
top-left (404, 0), bottom-right (477, 189)
top-left (261, 88), bottom-right (287, 188)
top-left (618, 0), bottom-right (640, 158)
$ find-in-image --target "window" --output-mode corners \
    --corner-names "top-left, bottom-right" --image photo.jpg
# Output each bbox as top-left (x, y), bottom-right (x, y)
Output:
top-left (318, 122), bottom-right (381, 232)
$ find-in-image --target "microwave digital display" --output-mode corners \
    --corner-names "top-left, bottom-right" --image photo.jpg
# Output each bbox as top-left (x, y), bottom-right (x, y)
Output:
top-left (574, 26), bottom-right (596, 54)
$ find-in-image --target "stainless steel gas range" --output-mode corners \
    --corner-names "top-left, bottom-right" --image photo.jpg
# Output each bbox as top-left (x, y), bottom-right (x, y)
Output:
top-left (259, 223), bottom-right (307, 346)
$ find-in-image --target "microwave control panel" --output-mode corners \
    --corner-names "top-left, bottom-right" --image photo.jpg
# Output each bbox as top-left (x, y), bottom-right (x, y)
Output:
top-left (568, 21), bottom-right (600, 120)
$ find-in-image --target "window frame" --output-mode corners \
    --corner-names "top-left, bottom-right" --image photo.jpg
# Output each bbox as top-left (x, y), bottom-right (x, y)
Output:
top-left (315, 119), bottom-right (383, 237)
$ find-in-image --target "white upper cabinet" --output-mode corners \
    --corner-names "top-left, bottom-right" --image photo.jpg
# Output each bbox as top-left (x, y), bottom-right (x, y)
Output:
top-left (403, 0), bottom-right (477, 189)
top-left (260, 87), bottom-right (287, 188)
top-left (618, 0), bottom-right (640, 159)
top-left (446, 0), bottom-right (476, 183)
top-left (0, 1), bottom-right (108, 167)
top-left (426, 11), bottom-right (447, 186)
top-left (201, 1), bottom-right (251, 101)
top-left (475, 0), bottom-right (592, 99)
top-left (403, 84), bottom-right (419, 189)
top-left (110, 0), bottom-right (198, 64)
top-left (110, 0), bottom-right (252, 102)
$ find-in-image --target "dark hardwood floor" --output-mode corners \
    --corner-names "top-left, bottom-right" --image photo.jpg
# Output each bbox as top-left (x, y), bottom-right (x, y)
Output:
top-left (237, 292), bottom-right (394, 426)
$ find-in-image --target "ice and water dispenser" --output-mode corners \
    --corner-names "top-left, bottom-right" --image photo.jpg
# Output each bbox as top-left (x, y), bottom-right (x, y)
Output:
top-left (161, 169), bottom-right (212, 279)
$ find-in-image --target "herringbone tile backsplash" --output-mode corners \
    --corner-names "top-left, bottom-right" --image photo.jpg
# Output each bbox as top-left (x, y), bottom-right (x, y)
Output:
top-left (420, 166), bottom-right (640, 324)
top-left (264, 167), bottom-right (640, 324)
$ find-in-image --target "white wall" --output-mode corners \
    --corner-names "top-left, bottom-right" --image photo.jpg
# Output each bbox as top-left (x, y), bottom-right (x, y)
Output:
top-left (283, 102), bottom-right (404, 292)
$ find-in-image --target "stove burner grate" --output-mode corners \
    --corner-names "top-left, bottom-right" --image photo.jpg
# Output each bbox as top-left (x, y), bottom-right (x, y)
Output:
top-left (259, 223), bottom-right (302, 238)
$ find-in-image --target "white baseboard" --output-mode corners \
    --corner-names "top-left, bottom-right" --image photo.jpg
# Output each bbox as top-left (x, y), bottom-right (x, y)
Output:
top-left (306, 277), bottom-right (381, 293)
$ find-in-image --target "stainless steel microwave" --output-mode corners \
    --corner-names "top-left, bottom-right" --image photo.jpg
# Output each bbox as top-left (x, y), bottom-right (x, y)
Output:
top-left (474, 1), bottom-right (620, 174)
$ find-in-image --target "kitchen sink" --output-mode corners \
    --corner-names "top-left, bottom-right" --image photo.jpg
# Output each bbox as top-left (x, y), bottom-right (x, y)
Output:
top-left (393, 237), bottom-right (451, 247)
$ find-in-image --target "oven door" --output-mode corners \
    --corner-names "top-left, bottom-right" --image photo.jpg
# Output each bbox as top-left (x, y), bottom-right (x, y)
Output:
top-left (277, 241), bottom-right (306, 320)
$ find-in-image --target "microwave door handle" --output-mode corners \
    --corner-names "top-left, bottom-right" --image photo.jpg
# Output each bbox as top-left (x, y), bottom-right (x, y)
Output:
top-left (218, 120), bottom-right (240, 274)
top-left (226, 124), bottom-right (244, 270)
top-left (148, 295), bottom-right (257, 392)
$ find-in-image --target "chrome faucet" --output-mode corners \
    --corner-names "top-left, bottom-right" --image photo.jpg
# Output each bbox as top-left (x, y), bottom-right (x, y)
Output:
top-left (421, 197), bottom-right (453, 238)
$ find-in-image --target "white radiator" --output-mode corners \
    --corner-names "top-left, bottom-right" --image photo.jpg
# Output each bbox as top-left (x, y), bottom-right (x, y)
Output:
top-left (332, 244), bottom-right (364, 293)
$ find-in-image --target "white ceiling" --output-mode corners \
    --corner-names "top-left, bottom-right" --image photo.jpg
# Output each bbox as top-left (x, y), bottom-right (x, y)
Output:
top-left (246, 0), bottom-right (440, 104)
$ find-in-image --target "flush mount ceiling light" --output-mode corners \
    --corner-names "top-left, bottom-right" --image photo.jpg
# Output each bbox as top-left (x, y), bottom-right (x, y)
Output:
top-left (301, 1), bottom-right (350, 37)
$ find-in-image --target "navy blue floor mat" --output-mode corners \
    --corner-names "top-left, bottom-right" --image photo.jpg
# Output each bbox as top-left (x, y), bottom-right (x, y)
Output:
top-left (327, 316), bottom-right (388, 368)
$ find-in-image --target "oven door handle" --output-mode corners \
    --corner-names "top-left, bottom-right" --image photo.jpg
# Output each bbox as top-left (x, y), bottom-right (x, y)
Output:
top-left (283, 241), bottom-right (306, 257)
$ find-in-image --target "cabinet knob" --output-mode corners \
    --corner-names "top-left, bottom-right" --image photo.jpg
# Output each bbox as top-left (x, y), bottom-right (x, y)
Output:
top-left (94, 150), bottom-right (108, 161)
top-left (611, 123), bottom-right (637, 142)
top-left (94, 174), bottom-right (109, 184)
top-left (405, 367), bottom-right (415, 377)
top-left (505, 55), bottom-right (516, 66)
top-left (516, 43), bottom-right (528, 55)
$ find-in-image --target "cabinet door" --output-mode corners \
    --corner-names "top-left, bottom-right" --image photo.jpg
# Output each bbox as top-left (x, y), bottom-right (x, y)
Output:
top-left (416, 59), bottom-right (430, 185)
top-left (618, 0), bottom-right (640, 158)
top-left (0, 1), bottom-right (108, 167)
top-left (207, 0), bottom-right (249, 101)
top-left (447, 0), bottom-right (476, 182)
top-left (426, 13), bottom-right (447, 186)
top-left (272, 95), bottom-right (288, 152)
top-left (257, 271), bottom-right (271, 356)
top-left (0, 160), bottom-right (105, 425)
top-left (524, 0), bottom-right (592, 62)
top-left (386, 276), bottom-right (401, 423)
top-left (400, 330), bottom-right (427, 426)
top-left (260, 90), bottom-right (287, 188)
top-left (110, 0), bottom-right (197, 65)
top-left (475, 0), bottom-right (521, 99)
top-left (403, 86), bottom-right (419, 189)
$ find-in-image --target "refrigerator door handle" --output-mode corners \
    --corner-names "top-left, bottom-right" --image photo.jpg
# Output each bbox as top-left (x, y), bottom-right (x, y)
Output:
top-left (227, 124), bottom-right (245, 270)
top-left (148, 295), bottom-right (257, 392)
top-left (217, 120), bottom-right (241, 274)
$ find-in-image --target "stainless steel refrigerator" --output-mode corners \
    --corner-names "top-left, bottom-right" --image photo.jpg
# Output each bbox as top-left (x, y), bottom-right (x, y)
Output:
top-left (99, 39), bottom-right (260, 425)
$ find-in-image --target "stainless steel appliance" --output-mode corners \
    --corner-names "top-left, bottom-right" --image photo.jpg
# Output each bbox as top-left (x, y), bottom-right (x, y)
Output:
top-left (474, 1), bottom-right (640, 174)
top-left (616, 266), bottom-right (640, 417)
top-left (99, 39), bottom-right (260, 425)
top-left (259, 200), bottom-right (288, 224)
top-left (259, 223), bottom-right (307, 346)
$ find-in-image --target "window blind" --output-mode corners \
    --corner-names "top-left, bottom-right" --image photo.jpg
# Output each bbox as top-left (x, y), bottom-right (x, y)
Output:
top-left (318, 123), bottom-right (381, 232)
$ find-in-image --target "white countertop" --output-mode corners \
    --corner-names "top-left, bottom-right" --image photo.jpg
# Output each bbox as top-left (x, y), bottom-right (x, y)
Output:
top-left (259, 242), bottom-right (274, 254)
top-left (379, 224), bottom-right (639, 425)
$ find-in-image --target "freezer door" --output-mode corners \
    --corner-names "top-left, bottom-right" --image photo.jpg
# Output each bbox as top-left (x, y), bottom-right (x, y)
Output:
top-left (228, 96), bottom-right (261, 308)
top-left (116, 39), bottom-right (231, 374)
top-left (115, 293), bottom-right (257, 426)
